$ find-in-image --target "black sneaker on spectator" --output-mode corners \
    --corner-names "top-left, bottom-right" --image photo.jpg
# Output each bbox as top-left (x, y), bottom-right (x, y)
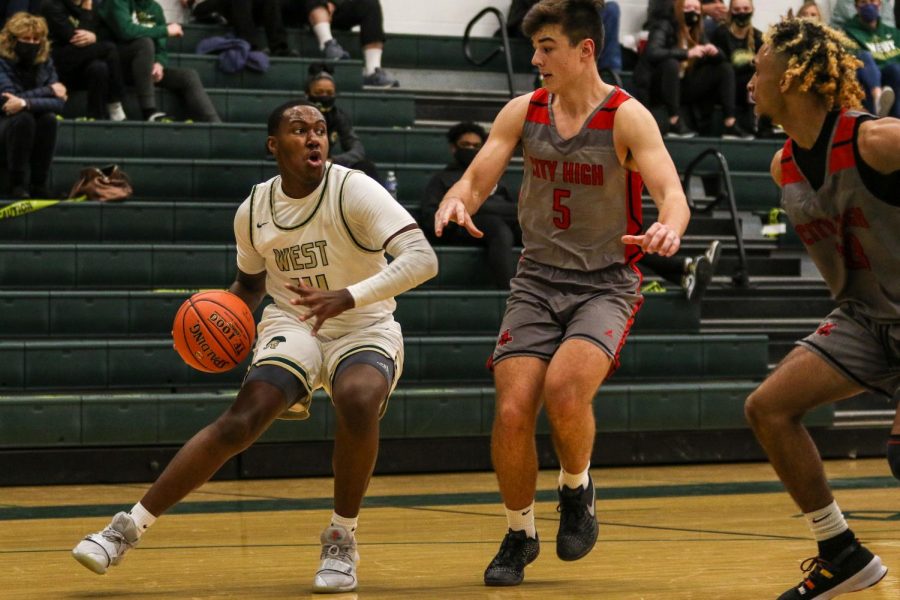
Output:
top-left (147, 112), bottom-right (173, 123)
top-left (722, 122), bottom-right (754, 140)
top-left (363, 68), bottom-right (399, 88)
top-left (323, 39), bottom-right (350, 60)
top-left (9, 185), bottom-right (29, 199)
top-left (756, 124), bottom-right (787, 139)
top-left (665, 119), bottom-right (697, 138)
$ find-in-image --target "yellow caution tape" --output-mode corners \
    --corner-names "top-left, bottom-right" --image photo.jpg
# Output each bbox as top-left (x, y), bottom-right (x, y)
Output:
top-left (0, 195), bottom-right (87, 220)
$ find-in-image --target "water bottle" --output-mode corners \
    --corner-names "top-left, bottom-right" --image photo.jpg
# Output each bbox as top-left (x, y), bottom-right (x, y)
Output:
top-left (384, 170), bottom-right (398, 200)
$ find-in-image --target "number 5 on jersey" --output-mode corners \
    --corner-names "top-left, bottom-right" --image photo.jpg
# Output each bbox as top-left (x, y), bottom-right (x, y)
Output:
top-left (553, 188), bottom-right (571, 230)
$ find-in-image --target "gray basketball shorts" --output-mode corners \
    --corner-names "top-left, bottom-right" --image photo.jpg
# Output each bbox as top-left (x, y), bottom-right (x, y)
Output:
top-left (490, 258), bottom-right (643, 375)
top-left (798, 305), bottom-right (900, 399)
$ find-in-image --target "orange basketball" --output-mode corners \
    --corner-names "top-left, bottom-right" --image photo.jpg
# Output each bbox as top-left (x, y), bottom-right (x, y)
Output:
top-left (172, 291), bottom-right (256, 373)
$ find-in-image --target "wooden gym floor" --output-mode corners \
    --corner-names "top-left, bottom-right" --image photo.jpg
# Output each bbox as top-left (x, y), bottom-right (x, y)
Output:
top-left (0, 458), bottom-right (897, 599)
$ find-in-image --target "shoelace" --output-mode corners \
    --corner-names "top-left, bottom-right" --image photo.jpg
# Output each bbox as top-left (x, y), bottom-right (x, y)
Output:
top-left (98, 524), bottom-right (134, 552)
top-left (798, 556), bottom-right (832, 586)
top-left (491, 534), bottom-right (528, 569)
top-left (557, 489), bottom-right (590, 530)
top-left (320, 542), bottom-right (354, 564)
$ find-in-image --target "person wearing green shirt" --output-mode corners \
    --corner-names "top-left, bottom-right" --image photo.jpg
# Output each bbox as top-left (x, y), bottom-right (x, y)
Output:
top-left (843, 0), bottom-right (900, 117)
top-left (97, 0), bottom-right (220, 121)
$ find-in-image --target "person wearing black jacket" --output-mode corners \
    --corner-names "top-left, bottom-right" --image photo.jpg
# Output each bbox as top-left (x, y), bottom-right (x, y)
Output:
top-left (0, 12), bottom-right (65, 198)
top-left (305, 64), bottom-right (380, 183)
top-left (40, 0), bottom-right (126, 120)
top-left (191, 0), bottom-right (295, 56)
top-left (634, 0), bottom-right (751, 138)
top-left (423, 122), bottom-right (520, 289)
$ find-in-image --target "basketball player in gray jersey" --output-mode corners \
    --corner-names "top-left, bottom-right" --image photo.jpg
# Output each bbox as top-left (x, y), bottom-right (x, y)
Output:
top-left (434, 0), bottom-right (690, 586)
top-left (745, 19), bottom-right (899, 600)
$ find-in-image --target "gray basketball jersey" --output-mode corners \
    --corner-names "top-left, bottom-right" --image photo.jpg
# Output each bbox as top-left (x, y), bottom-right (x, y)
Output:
top-left (780, 110), bottom-right (900, 322)
top-left (519, 86), bottom-right (644, 272)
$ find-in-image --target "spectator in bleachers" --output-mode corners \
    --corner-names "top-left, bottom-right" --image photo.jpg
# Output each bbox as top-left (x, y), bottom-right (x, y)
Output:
top-left (833, 0), bottom-right (895, 27)
top-left (0, 12), bottom-right (64, 198)
top-left (841, 0), bottom-right (900, 117)
top-left (642, 240), bottom-right (720, 303)
top-left (98, 0), bottom-right (221, 121)
top-left (795, 0), bottom-right (823, 20)
top-left (710, 0), bottom-right (776, 135)
top-left (190, 0), bottom-right (297, 56)
top-left (423, 121), bottom-right (520, 289)
top-left (288, 0), bottom-right (398, 88)
top-left (634, 0), bottom-right (752, 139)
top-left (40, 0), bottom-right (127, 120)
top-left (304, 62), bottom-right (380, 183)
top-left (507, 0), bottom-right (623, 74)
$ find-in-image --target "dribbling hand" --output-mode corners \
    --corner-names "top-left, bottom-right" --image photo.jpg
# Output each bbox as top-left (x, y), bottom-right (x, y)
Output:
top-left (621, 222), bottom-right (680, 256)
top-left (434, 196), bottom-right (483, 238)
top-left (285, 282), bottom-right (355, 337)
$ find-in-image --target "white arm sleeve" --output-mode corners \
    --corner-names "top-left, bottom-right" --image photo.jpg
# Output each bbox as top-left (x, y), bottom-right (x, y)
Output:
top-left (233, 197), bottom-right (266, 275)
top-left (346, 228), bottom-right (439, 308)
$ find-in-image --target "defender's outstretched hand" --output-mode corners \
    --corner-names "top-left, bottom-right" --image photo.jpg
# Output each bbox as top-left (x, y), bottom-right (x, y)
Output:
top-left (622, 222), bottom-right (681, 256)
top-left (434, 196), bottom-right (484, 238)
top-left (285, 282), bottom-right (354, 337)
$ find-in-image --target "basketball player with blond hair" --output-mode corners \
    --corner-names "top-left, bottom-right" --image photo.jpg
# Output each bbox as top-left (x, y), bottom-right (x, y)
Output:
top-left (71, 100), bottom-right (438, 593)
top-left (744, 18), bottom-right (899, 599)
top-left (434, 0), bottom-right (690, 586)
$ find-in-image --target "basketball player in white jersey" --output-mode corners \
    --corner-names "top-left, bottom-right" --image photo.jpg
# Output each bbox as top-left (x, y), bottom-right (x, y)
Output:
top-left (434, 0), bottom-right (690, 586)
top-left (744, 19), bottom-right (899, 599)
top-left (71, 100), bottom-right (438, 593)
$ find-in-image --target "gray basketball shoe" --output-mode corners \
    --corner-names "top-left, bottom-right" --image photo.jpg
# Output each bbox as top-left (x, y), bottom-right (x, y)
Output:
top-left (313, 525), bottom-right (359, 593)
top-left (72, 512), bottom-right (140, 574)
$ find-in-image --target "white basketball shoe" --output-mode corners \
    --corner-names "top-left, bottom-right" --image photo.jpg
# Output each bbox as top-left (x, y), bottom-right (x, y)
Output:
top-left (313, 525), bottom-right (359, 593)
top-left (72, 511), bottom-right (140, 574)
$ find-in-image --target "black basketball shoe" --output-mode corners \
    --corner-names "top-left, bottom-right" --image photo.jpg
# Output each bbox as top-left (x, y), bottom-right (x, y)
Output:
top-left (483, 529), bottom-right (540, 586)
top-left (778, 540), bottom-right (887, 599)
top-left (556, 474), bottom-right (599, 561)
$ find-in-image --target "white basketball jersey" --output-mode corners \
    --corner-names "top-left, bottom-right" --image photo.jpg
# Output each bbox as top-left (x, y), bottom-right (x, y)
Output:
top-left (234, 163), bottom-right (416, 338)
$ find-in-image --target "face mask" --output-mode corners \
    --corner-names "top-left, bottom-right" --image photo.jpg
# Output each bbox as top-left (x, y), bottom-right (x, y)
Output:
top-left (683, 11), bottom-right (701, 26)
top-left (454, 147), bottom-right (479, 167)
top-left (858, 3), bottom-right (880, 23)
top-left (14, 41), bottom-right (40, 65)
top-left (309, 95), bottom-right (335, 112)
top-left (732, 12), bottom-right (752, 27)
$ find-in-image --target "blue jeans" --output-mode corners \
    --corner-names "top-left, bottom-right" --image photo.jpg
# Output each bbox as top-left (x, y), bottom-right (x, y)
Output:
top-left (857, 51), bottom-right (882, 112)
top-left (880, 62), bottom-right (900, 117)
top-left (597, 1), bottom-right (621, 72)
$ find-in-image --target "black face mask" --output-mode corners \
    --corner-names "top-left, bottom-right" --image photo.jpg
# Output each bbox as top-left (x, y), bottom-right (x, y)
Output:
top-left (309, 95), bottom-right (336, 112)
top-left (14, 41), bottom-right (40, 65)
top-left (731, 12), bottom-right (753, 27)
top-left (683, 11), bottom-right (701, 26)
top-left (454, 147), bottom-right (479, 167)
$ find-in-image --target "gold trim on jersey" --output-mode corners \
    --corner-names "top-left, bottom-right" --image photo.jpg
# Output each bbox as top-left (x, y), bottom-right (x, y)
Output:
top-left (248, 184), bottom-right (258, 251)
top-left (270, 164), bottom-right (332, 231)
top-left (338, 170), bottom-right (381, 253)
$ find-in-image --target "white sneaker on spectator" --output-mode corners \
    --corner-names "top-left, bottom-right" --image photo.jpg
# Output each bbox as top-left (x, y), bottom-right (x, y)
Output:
top-left (107, 102), bottom-right (126, 121)
top-left (72, 512), bottom-right (140, 574)
top-left (147, 112), bottom-right (172, 123)
top-left (877, 86), bottom-right (895, 118)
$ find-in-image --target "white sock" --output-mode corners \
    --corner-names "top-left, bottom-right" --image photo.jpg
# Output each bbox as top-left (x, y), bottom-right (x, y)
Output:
top-left (558, 466), bottom-right (590, 490)
top-left (313, 22), bottom-right (333, 50)
top-left (505, 502), bottom-right (536, 538)
top-left (107, 102), bottom-right (126, 121)
top-left (805, 500), bottom-right (848, 542)
top-left (363, 47), bottom-right (382, 75)
top-left (129, 502), bottom-right (157, 538)
top-left (331, 512), bottom-right (358, 533)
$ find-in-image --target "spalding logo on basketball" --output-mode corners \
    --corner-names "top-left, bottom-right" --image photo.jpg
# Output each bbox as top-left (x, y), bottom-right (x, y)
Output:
top-left (171, 290), bottom-right (256, 373)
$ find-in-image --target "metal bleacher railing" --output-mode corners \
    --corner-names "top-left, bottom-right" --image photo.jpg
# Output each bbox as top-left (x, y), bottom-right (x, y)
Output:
top-left (463, 7), bottom-right (516, 99)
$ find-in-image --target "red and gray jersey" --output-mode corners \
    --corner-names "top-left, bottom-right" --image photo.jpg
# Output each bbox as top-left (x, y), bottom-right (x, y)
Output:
top-left (519, 87), bottom-right (644, 272)
top-left (781, 110), bottom-right (900, 322)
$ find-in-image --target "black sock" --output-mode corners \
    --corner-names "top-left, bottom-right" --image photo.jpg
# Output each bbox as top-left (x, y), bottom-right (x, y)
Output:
top-left (888, 435), bottom-right (900, 481)
top-left (817, 528), bottom-right (856, 562)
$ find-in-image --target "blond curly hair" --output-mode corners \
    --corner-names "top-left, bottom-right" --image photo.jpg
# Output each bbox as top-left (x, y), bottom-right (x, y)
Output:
top-left (765, 18), bottom-right (864, 110)
top-left (0, 12), bottom-right (51, 65)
